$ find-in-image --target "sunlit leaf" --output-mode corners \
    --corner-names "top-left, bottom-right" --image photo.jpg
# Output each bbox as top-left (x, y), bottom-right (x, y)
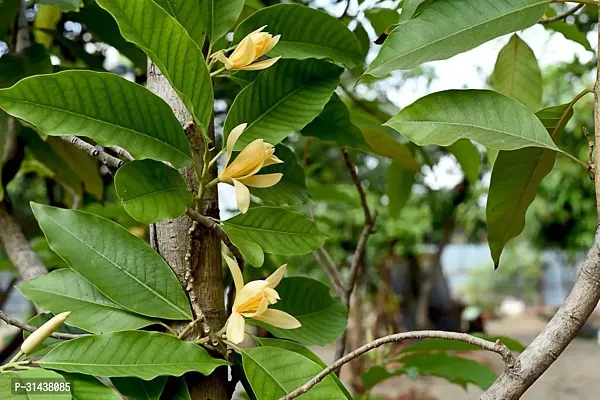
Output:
top-left (387, 162), bottom-right (415, 218)
top-left (447, 140), bottom-right (480, 183)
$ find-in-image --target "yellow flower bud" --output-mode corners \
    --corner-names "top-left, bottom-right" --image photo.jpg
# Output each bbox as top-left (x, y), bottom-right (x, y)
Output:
top-left (215, 26), bottom-right (281, 71)
top-left (21, 312), bottom-right (71, 354)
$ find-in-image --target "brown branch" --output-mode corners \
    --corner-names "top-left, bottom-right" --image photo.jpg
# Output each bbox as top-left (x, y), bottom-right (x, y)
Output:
top-left (312, 249), bottom-right (346, 298)
top-left (281, 331), bottom-right (517, 400)
top-left (0, 310), bottom-right (84, 340)
top-left (342, 149), bottom-right (372, 226)
top-left (59, 136), bottom-right (124, 169)
top-left (540, 3), bottom-right (584, 24)
top-left (480, 14), bottom-right (600, 398)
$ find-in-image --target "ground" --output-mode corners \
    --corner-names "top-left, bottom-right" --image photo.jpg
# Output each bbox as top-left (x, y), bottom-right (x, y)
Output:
top-left (316, 313), bottom-right (600, 400)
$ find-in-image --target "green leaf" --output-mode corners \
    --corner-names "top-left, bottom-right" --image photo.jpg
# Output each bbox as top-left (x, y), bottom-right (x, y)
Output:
top-left (447, 140), bottom-right (480, 183)
top-left (206, 0), bottom-right (244, 41)
top-left (491, 34), bottom-right (542, 111)
top-left (60, 373), bottom-right (122, 400)
top-left (40, 331), bottom-right (228, 379)
top-left (38, 0), bottom-right (82, 12)
top-left (242, 346), bottom-right (347, 400)
top-left (233, 3), bottom-right (362, 68)
top-left (0, 44), bottom-right (52, 89)
top-left (545, 20), bottom-right (593, 52)
top-left (115, 160), bottom-right (193, 223)
top-left (46, 137), bottom-right (103, 200)
top-left (97, 0), bottom-right (213, 130)
top-left (249, 144), bottom-right (308, 206)
top-left (385, 90), bottom-right (559, 151)
top-left (221, 207), bottom-right (327, 267)
top-left (301, 93), bottom-right (370, 151)
top-left (18, 269), bottom-right (157, 333)
top-left (387, 162), bottom-right (415, 218)
top-left (224, 59), bottom-right (342, 150)
top-left (365, 7), bottom-right (399, 34)
top-left (23, 313), bottom-right (88, 357)
top-left (249, 277), bottom-right (347, 345)
top-left (152, 0), bottom-right (206, 46)
top-left (353, 23), bottom-right (370, 63)
top-left (0, 368), bottom-right (71, 400)
top-left (400, 334), bottom-right (526, 354)
top-left (31, 203), bottom-right (193, 320)
top-left (487, 104), bottom-right (573, 266)
top-left (161, 377), bottom-right (192, 400)
top-left (361, 365), bottom-right (412, 390)
top-left (0, 71), bottom-right (192, 168)
top-left (399, 0), bottom-right (428, 22)
top-left (74, 1), bottom-right (147, 69)
top-left (255, 338), bottom-right (352, 399)
top-left (112, 376), bottom-right (167, 400)
top-left (366, 0), bottom-right (549, 77)
top-left (350, 108), bottom-right (420, 171)
top-left (400, 353), bottom-right (497, 389)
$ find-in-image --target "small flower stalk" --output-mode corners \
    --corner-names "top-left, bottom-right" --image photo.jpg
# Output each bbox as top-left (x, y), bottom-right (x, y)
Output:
top-left (218, 123), bottom-right (283, 213)
top-left (215, 26), bottom-right (281, 71)
top-left (21, 312), bottom-right (71, 354)
top-left (223, 253), bottom-right (300, 344)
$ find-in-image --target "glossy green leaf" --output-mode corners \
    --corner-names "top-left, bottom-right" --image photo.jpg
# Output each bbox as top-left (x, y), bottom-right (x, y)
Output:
top-left (447, 140), bottom-right (480, 183)
top-left (242, 346), bottom-right (347, 400)
top-left (0, 71), bottom-right (191, 168)
top-left (221, 207), bottom-right (327, 267)
top-left (18, 269), bottom-right (157, 333)
top-left (31, 203), bottom-right (193, 320)
top-left (97, 0), bottom-right (213, 130)
top-left (23, 313), bottom-right (88, 357)
top-left (249, 277), bottom-right (346, 345)
top-left (60, 373), bottom-right (122, 400)
top-left (206, 0), bottom-right (244, 41)
top-left (487, 104), bottom-right (573, 267)
top-left (255, 338), bottom-right (352, 399)
top-left (0, 44), bottom-right (52, 89)
top-left (387, 162), bottom-right (415, 218)
top-left (40, 331), bottom-right (228, 379)
top-left (492, 34), bottom-right (542, 111)
top-left (112, 376), bottom-right (167, 400)
top-left (153, 0), bottom-right (206, 46)
top-left (0, 368), bottom-right (70, 400)
top-left (46, 137), bottom-right (103, 200)
top-left (399, 0), bottom-right (428, 22)
top-left (353, 23), bottom-right (370, 63)
top-left (366, 0), bottom-right (549, 77)
top-left (224, 59), bottom-right (342, 150)
top-left (399, 334), bottom-right (526, 354)
top-left (365, 7), bottom-right (399, 34)
top-left (350, 107), bottom-right (420, 171)
top-left (301, 93), bottom-right (370, 151)
top-left (545, 20), bottom-right (592, 52)
top-left (249, 144), bottom-right (308, 206)
top-left (385, 90), bottom-right (559, 151)
top-left (233, 3), bottom-right (362, 68)
top-left (115, 160), bottom-right (193, 223)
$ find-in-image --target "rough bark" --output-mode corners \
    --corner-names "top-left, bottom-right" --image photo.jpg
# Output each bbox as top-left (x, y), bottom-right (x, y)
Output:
top-left (147, 61), bottom-right (227, 400)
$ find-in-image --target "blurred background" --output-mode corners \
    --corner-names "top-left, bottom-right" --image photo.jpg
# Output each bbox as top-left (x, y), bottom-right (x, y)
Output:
top-left (1, 0), bottom-right (599, 399)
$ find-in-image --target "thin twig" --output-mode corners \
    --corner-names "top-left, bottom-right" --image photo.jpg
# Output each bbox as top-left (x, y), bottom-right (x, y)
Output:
top-left (106, 146), bottom-right (134, 161)
top-left (342, 149), bottom-right (372, 226)
top-left (0, 310), bottom-right (84, 340)
top-left (540, 3), bottom-right (584, 24)
top-left (281, 331), bottom-right (517, 400)
top-left (312, 250), bottom-right (346, 297)
top-left (585, 127), bottom-right (595, 179)
top-left (59, 136), bottom-right (124, 169)
top-left (344, 210), bottom-right (378, 306)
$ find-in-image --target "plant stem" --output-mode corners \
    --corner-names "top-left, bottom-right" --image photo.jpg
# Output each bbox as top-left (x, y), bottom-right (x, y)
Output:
top-left (210, 67), bottom-right (225, 77)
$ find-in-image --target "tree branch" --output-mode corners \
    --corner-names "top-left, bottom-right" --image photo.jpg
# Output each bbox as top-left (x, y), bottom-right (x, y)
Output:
top-left (312, 249), bottom-right (346, 298)
top-left (540, 3), bottom-right (584, 24)
top-left (0, 310), bottom-right (84, 340)
top-left (480, 13), bottom-right (600, 398)
top-left (59, 136), bottom-right (124, 169)
top-left (281, 331), bottom-right (517, 400)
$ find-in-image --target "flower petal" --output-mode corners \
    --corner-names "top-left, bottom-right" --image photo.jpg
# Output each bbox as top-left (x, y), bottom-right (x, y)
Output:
top-left (238, 173), bottom-right (283, 188)
top-left (229, 35), bottom-right (257, 69)
top-left (253, 309), bottom-right (301, 329)
top-left (264, 35), bottom-right (280, 54)
top-left (215, 51), bottom-right (233, 69)
top-left (225, 123), bottom-right (247, 167)
top-left (223, 252), bottom-right (244, 292)
top-left (265, 264), bottom-right (287, 288)
top-left (240, 57), bottom-right (280, 71)
top-left (242, 296), bottom-right (269, 318)
top-left (264, 287), bottom-right (280, 304)
top-left (226, 312), bottom-right (246, 344)
top-left (232, 179), bottom-right (251, 214)
top-left (221, 139), bottom-right (266, 180)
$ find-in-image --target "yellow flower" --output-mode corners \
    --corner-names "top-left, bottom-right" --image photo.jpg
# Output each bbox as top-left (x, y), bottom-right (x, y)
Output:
top-left (215, 26), bottom-right (281, 71)
top-left (218, 123), bottom-right (283, 213)
top-left (21, 312), bottom-right (70, 354)
top-left (223, 253), bottom-right (300, 344)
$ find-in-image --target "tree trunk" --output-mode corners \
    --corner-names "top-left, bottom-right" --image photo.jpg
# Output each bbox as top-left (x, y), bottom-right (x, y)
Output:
top-left (147, 61), bottom-right (228, 400)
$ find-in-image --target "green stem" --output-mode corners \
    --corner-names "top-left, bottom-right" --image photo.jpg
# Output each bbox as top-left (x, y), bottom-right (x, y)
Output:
top-left (206, 177), bottom-right (220, 188)
top-left (208, 148), bottom-right (227, 169)
top-left (8, 351), bottom-right (23, 365)
top-left (560, 148), bottom-right (590, 169)
top-left (552, 88), bottom-right (593, 139)
top-left (210, 67), bottom-right (225, 77)
top-left (178, 317), bottom-right (204, 340)
top-left (158, 322), bottom-right (178, 336)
